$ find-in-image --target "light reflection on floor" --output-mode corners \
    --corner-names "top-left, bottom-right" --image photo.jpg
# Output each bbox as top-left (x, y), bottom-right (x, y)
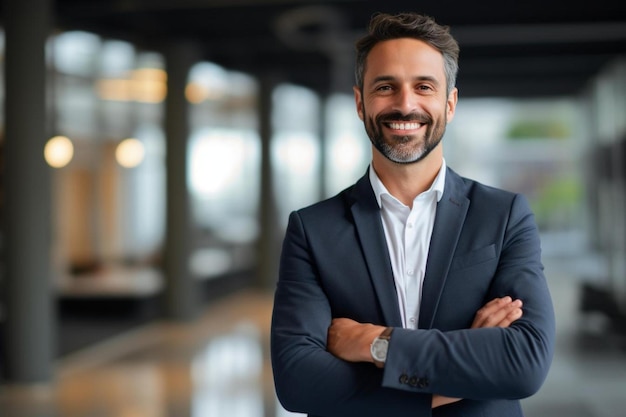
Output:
top-left (191, 323), bottom-right (264, 417)
top-left (0, 290), bottom-right (305, 417)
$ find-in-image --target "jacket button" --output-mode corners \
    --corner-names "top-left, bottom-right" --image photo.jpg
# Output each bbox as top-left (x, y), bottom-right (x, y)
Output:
top-left (399, 374), bottom-right (409, 384)
top-left (418, 378), bottom-right (429, 388)
top-left (409, 376), bottom-right (418, 387)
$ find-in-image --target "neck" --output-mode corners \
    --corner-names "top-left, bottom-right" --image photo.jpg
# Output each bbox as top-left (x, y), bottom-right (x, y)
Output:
top-left (372, 146), bottom-right (443, 207)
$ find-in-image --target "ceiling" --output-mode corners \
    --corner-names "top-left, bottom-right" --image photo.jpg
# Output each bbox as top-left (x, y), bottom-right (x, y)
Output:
top-left (16, 1), bottom-right (626, 98)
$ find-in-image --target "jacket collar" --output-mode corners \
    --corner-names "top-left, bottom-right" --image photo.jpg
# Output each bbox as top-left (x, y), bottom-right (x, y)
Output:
top-left (348, 167), bottom-right (470, 328)
top-left (349, 172), bottom-right (403, 326)
top-left (419, 169), bottom-right (470, 328)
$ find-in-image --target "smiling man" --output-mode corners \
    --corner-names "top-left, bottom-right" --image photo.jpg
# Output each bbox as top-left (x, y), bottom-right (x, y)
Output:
top-left (358, 38), bottom-right (452, 167)
top-left (271, 12), bottom-right (555, 417)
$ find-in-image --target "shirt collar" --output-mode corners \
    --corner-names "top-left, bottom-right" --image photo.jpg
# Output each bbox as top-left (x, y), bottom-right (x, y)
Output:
top-left (369, 159), bottom-right (447, 208)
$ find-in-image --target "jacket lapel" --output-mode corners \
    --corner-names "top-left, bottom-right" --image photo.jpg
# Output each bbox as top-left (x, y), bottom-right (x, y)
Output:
top-left (350, 174), bottom-right (403, 327)
top-left (419, 169), bottom-right (469, 329)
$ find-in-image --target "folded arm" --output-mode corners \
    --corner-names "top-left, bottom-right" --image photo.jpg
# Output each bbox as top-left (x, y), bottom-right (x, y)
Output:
top-left (378, 195), bottom-right (555, 400)
top-left (328, 296), bottom-right (524, 408)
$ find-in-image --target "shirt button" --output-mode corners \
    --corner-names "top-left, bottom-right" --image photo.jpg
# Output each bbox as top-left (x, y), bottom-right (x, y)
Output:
top-left (407, 222), bottom-right (414, 228)
top-left (407, 269), bottom-right (414, 275)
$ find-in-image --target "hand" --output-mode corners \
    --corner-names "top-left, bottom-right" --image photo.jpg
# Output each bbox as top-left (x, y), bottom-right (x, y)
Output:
top-left (327, 318), bottom-right (385, 363)
top-left (471, 296), bottom-right (523, 329)
top-left (433, 296), bottom-right (523, 408)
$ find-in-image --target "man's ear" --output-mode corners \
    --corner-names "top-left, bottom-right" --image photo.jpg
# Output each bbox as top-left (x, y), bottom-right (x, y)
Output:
top-left (446, 87), bottom-right (458, 123)
top-left (353, 85), bottom-right (364, 121)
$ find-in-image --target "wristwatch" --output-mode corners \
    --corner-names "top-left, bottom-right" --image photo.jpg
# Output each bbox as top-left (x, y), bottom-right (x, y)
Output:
top-left (370, 327), bottom-right (393, 368)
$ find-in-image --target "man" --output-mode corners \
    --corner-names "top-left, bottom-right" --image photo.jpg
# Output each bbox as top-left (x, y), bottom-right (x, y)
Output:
top-left (271, 12), bottom-right (555, 417)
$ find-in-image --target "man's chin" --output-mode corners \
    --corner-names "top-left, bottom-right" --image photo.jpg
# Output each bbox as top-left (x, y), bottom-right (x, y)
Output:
top-left (388, 155), bottom-right (424, 165)
top-left (381, 148), bottom-right (426, 165)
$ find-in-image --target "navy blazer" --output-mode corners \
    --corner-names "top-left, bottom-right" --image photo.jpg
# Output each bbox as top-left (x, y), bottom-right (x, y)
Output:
top-left (271, 167), bottom-right (555, 417)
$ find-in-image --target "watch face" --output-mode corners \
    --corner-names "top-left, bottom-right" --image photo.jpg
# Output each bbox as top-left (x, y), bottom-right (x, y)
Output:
top-left (371, 338), bottom-right (388, 362)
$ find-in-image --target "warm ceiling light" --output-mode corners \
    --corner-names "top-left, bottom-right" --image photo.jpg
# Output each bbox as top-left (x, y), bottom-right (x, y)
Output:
top-left (131, 68), bottom-right (167, 103)
top-left (132, 68), bottom-right (167, 83)
top-left (186, 82), bottom-right (209, 104)
top-left (44, 135), bottom-right (74, 168)
top-left (116, 138), bottom-right (145, 168)
top-left (96, 79), bottom-right (134, 101)
top-left (96, 68), bottom-right (167, 103)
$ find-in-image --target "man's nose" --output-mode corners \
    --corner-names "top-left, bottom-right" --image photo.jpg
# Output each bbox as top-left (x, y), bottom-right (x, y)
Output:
top-left (393, 86), bottom-right (418, 115)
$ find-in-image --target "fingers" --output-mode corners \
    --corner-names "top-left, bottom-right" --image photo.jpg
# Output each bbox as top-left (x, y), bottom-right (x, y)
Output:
top-left (471, 296), bottom-right (523, 329)
top-left (432, 395), bottom-right (462, 408)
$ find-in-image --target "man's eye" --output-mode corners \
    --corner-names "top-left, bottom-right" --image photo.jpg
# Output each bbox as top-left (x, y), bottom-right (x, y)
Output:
top-left (376, 85), bottom-right (392, 91)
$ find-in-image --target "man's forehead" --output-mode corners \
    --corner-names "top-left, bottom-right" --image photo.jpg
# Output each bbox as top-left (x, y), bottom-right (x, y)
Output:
top-left (364, 38), bottom-right (446, 80)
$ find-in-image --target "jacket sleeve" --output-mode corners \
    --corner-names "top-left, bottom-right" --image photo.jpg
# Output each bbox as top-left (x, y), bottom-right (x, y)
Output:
top-left (270, 210), bottom-right (431, 416)
top-left (381, 194), bottom-right (556, 400)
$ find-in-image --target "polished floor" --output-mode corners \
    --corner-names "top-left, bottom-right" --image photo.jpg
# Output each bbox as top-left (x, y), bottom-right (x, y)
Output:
top-left (1, 252), bottom-right (625, 417)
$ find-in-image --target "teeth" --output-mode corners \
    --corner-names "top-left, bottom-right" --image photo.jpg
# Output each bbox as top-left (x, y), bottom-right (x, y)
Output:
top-left (389, 122), bottom-right (421, 130)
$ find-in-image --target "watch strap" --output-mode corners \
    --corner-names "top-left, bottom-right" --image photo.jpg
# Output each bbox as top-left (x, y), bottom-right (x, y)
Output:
top-left (378, 326), bottom-right (393, 341)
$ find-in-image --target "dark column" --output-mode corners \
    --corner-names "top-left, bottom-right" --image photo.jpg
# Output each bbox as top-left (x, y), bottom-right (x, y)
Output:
top-left (318, 94), bottom-right (329, 201)
top-left (162, 42), bottom-right (199, 320)
top-left (2, 0), bottom-right (55, 382)
top-left (255, 75), bottom-right (280, 290)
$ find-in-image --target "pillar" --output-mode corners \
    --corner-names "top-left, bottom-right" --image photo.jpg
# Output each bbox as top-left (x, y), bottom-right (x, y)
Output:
top-left (255, 74), bottom-right (281, 290)
top-left (318, 93), bottom-right (329, 201)
top-left (2, 0), bottom-right (55, 382)
top-left (162, 42), bottom-right (199, 320)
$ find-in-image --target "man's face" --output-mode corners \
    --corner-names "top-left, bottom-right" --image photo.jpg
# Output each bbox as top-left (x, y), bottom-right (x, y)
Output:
top-left (354, 38), bottom-right (458, 165)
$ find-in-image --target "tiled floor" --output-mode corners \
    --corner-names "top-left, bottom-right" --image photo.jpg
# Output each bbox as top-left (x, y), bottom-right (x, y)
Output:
top-left (0, 254), bottom-right (624, 417)
top-left (1, 289), bottom-right (288, 417)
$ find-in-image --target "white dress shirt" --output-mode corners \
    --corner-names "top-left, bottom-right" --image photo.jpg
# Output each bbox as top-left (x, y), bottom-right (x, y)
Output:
top-left (369, 160), bottom-right (446, 329)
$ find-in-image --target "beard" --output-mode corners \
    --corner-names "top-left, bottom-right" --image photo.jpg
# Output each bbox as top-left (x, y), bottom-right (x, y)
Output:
top-left (364, 109), bottom-right (447, 164)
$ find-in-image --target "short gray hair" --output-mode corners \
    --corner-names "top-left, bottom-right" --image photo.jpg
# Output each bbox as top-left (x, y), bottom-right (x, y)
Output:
top-left (355, 12), bottom-right (459, 96)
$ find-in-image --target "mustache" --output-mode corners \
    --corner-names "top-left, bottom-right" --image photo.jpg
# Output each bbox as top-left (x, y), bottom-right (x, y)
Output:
top-left (376, 111), bottom-right (432, 124)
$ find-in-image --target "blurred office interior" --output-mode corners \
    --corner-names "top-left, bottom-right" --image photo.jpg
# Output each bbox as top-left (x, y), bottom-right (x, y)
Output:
top-left (1, 0), bottom-right (626, 416)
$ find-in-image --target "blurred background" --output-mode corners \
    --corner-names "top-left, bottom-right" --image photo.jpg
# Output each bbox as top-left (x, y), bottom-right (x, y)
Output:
top-left (0, 0), bottom-right (625, 416)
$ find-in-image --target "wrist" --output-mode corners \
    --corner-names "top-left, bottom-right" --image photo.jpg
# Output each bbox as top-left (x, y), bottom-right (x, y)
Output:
top-left (370, 327), bottom-right (393, 368)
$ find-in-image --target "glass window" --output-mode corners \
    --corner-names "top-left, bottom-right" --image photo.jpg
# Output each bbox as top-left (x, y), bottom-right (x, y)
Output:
top-left (324, 93), bottom-right (370, 197)
top-left (188, 127), bottom-right (260, 243)
top-left (52, 31), bottom-right (101, 77)
top-left (271, 83), bottom-right (321, 225)
top-left (187, 62), bottom-right (260, 278)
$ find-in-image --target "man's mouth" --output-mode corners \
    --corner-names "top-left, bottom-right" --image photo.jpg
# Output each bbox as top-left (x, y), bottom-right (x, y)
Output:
top-left (385, 122), bottom-right (424, 130)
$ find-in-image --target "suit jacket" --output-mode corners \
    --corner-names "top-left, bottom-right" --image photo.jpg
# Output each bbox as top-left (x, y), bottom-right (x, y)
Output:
top-left (271, 167), bottom-right (555, 417)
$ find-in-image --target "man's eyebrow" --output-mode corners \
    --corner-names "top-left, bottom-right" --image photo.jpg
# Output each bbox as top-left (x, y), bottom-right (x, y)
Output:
top-left (371, 75), bottom-right (396, 84)
top-left (370, 75), bottom-right (441, 86)
top-left (414, 75), bottom-right (440, 86)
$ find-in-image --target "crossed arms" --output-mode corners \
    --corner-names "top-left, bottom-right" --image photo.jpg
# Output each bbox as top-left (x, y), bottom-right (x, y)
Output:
top-left (327, 296), bottom-right (524, 408)
top-left (271, 193), bottom-right (555, 416)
